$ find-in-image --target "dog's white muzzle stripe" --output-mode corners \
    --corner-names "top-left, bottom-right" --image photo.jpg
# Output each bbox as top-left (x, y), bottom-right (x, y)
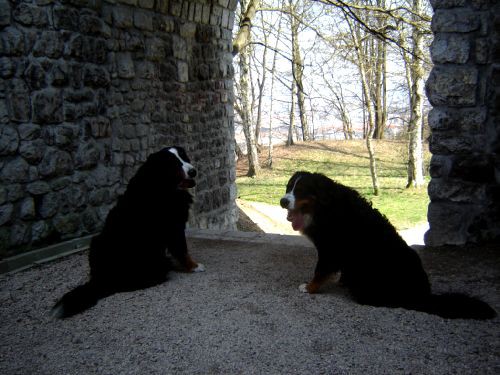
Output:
top-left (168, 147), bottom-right (195, 176)
top-left (282, 176), bottom-right (301, 210)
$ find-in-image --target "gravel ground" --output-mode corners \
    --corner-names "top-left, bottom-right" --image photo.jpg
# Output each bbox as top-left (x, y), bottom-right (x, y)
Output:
top-left (1, 233), bottom-right (499, 375)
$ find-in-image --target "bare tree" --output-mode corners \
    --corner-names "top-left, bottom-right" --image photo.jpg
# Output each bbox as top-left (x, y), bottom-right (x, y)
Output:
top-left (233, 0), bottom-right (260, 56)
top-left (312, 69), bottom-right (355, 140)
top-left (287, 79), bottom-right (297, 146)
top-left (345, 9), bottom-right (379, 195)
top-left (288, 0), bottom-right (312, 141)
top-left (266, 5), bottom-right (285, 166)
top-left (402, 0), bottom-right (426, 188)
top-left (310, 0), bottom-right (431, 190)
top-left (372, 0), bottom-right (388, 139)
top-left (332, 84), bottom-right (355, 140)
top-left (233, 0), bottom-right (261, 176)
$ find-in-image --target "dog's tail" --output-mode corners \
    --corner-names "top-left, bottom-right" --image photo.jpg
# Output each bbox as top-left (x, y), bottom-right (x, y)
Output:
top-left (51, 281), bottom-right (101, 319)
top-left (416, 293), bottom-right (496, 320)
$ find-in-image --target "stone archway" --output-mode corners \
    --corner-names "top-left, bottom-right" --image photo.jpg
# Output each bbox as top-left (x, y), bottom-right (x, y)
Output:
top-left (0, 0), bottom-right (238, 256)
top-left (0, 0), bottom-right (498, 258)
top-left (424, 0), bottom-right (500, 246)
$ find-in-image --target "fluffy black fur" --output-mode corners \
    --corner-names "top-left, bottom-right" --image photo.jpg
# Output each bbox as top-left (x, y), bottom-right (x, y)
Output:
top-left (52, 146), bottom-right (202, 319)
top-left (281, 171), bottom-right (496, 320)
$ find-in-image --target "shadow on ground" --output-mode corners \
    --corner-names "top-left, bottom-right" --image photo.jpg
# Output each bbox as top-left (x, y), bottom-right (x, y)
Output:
top-left (0, 231), bottom-right (499, 374)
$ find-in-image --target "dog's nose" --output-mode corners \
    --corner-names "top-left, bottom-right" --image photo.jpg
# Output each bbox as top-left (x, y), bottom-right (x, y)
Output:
top-left (280, 197), bottom-right (289, 208)
top-left (188, 168), bottom-right (197, 178)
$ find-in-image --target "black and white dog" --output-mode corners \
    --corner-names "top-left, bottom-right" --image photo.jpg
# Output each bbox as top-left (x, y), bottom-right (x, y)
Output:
top-left (280, 171), bottom-right (496, 319)
top-left (52, 146), bottom-right (204, 318)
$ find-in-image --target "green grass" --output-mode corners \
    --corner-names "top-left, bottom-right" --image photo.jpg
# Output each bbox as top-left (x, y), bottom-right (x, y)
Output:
top-left (236, 140), bottom-right (430, 230)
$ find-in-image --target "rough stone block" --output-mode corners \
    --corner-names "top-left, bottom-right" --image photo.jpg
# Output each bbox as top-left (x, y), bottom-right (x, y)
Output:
top-left (33, 31), bottom-right (64, 58)
top-left (0, 57), bottom-right (15, 79)
top-left (80, 14), bottom-right (111, 37)
top-left (19, 139), bottom-right (45, 164)
top-left (0, 27), bottom-right (25, 56)
top-left (475, 37), bottom-right (489, 64)
top-left (0, 125), bottom-right (19, 156)
top-left (178, 61), bottom-right (189, 82)
top-left (75, 142), bottom-right (100, 170)
top-left (0, 157), bottom-right (30, 183)
top-left (170, 0), bottom-right (182, 17)
top-left (428, 177), bottom-right (487, 203)
top-left (145, 38), bottom-right (167, 61)
top-left (53, 6), bottom-right (80, 31)
top-left (201, 4), bottom-right (210, 24)
top-left (428, 154), bottom-right (452, 178)
top-left (33, 89), bottom-right (64, 124)
top-left (432, 9), bottom-right (481, 33)
top-left (9, 223), bottom-right (30, 247)
top-left (12, 3), bottom-right (48, 27)
top-left (19, 197), bottom-right (35, 220)
top-left (0, 204), bottom-right (13, 226)
top-left (134, 9), bottom-right (153, 31)
top-left (84, 65), bottom-right (111, 88)
top-left (116, 52), bottom-right (135, 78)
top-left (428, 107), bottom-right (486, 132)
top-left (430, 34), bottom-right (470, 64)
top-left (138, 0), bottom-right (155, 9)
top-left (37, 192), bottom-right (59, 219)
top-left (26, 181), bottom-right (50, 195)
top-left (53, 213), bottom-right (81, 235)
top-left (449, 154), bottom-right (495, 183)
top-left (429, 132), bottom-right (485, 155)
top-left (0, 0), bottom-right (11, 27)
top-left (24, 61), bottom-right (47, 90)
top-left (38, 149), bottom-right (73, 177)
top-left (155, 0), bottom-right (169, 14)
top-left (425, 201), bottom-right (474, 246)
top-left (429, 0), bottom-right (465, 9)
top-left (426, 66), bottom-right (478, 106)
top-left (112, 6), bottom-right (133, 28)
top-left (31, 221), bottom-right (50, 244)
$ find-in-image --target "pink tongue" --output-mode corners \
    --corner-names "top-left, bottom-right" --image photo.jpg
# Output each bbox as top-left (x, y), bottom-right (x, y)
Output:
top-left (287, 210), bottom-right (304, 231)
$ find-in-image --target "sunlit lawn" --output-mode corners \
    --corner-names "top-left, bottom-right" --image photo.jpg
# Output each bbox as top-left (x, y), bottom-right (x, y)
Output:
top-left (236, 140), bottom-right (430, 230)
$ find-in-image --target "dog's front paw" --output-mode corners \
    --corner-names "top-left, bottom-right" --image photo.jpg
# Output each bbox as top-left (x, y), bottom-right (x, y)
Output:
top-left (192, 263), bottom-right (205, 273)
top-left (299, 283), bottom-right (310, 293)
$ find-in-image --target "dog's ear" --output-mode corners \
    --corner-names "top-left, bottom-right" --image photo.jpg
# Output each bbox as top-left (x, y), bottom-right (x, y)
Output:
top-left (310, 173), bottom-right (336, 207)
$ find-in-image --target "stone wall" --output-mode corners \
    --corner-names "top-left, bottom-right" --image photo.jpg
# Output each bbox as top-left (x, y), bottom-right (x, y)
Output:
top-left (425, 0), bottom-right (500, 245)
top-left (0, 0), bottom-right (238, 258)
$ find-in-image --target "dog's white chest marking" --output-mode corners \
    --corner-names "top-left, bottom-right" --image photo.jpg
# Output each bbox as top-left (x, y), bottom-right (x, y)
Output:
top-left (282, 176), bottom-right (301, 210)
top-left (168, 148), bottom-right (194, 176)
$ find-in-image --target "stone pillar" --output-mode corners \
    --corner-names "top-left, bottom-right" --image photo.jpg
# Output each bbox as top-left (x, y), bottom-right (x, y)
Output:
top-left (425, 0), bottom-right (500, 245)
top-left (0, 0), bottom-right (238, 257)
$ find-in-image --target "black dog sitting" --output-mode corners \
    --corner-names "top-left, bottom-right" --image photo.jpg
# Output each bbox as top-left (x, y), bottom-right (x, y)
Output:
top-left (280, 171), bottom-right (496, 319)
top-left (52, 146), bottom-right (204, 318)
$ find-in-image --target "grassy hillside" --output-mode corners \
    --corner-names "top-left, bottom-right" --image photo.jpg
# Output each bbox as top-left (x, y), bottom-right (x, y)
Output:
top-left (236, 140), bottom-right (431, 230)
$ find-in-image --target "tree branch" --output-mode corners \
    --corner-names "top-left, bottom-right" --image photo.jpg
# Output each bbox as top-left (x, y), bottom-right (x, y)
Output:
top-left (233, 0), bottom-right (261, 56)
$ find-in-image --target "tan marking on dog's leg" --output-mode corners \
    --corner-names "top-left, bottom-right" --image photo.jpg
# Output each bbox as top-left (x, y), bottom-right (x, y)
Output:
top-left (183, 255), bottom-right (205, 272)
top-left (299, 272), bottom-right (339, 293)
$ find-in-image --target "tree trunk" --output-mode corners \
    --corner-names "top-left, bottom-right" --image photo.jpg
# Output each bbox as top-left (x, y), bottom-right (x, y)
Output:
top-left (266, 11), bottom-right (283, 167)
top-left (349, 16), bottom-right (379, 195)
top-left (236, 1), bottom-right (260, 177)
top-left (233, 0), bottom-right (260, 176)
top-left (289, 0), bottom-right (310, 141)
top-left (232, 0), bottom-right (260, 56)
top-left (254, 33), bottom-right (268, 148)
top-left (373, 0), bottom-right (388, 139)
top-left (287, 80), bottom-right (296, 146)
top-left (406, 0), bottom-right (425, 188)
